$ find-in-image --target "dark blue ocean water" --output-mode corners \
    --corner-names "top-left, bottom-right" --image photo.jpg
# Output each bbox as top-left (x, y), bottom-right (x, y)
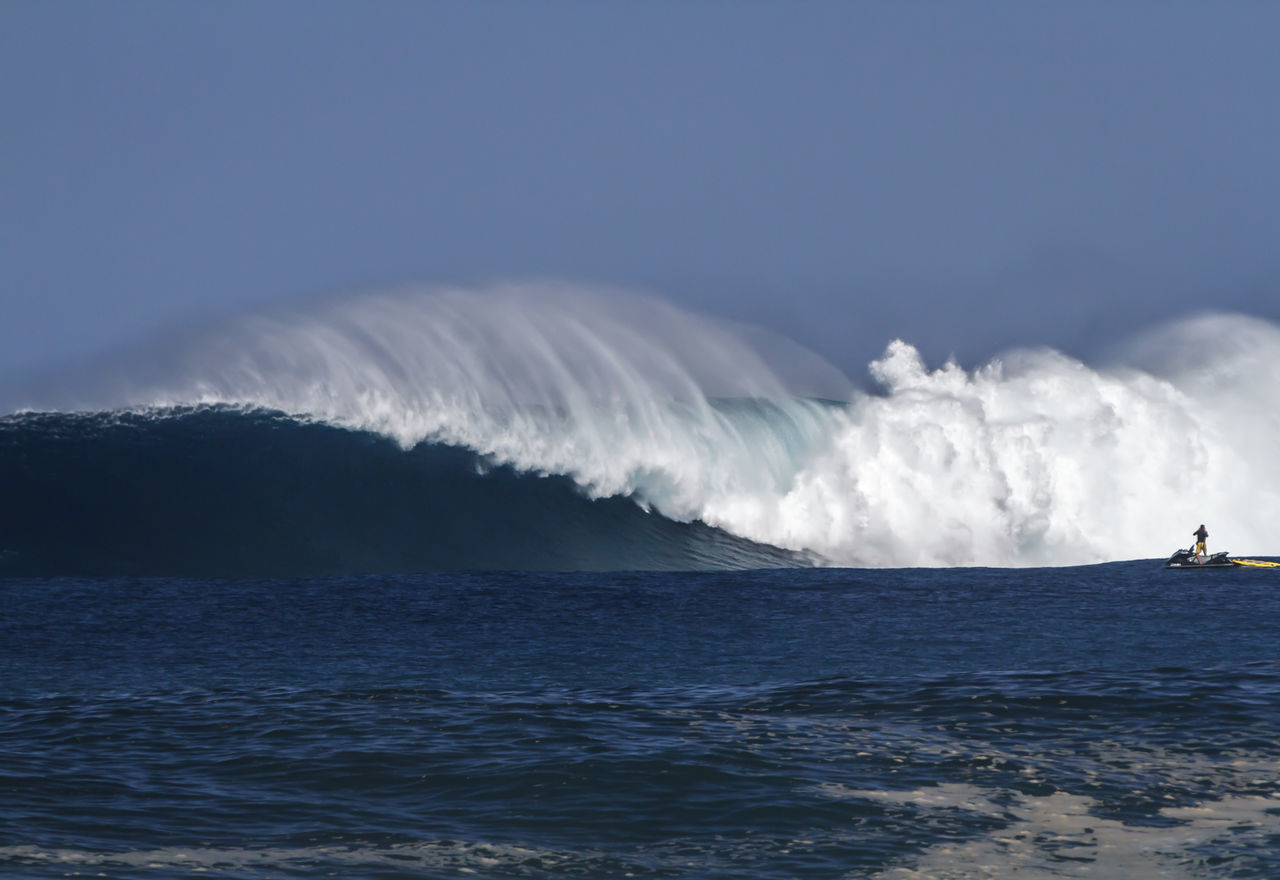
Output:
top-left (4, 564), bottom-right (1280, 879)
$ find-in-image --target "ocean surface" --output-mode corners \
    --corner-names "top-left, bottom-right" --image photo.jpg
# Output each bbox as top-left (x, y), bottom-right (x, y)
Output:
top-left (4, 289), bottom-right (1280, 877)
top-left (4, 565), bottom-right (1280, 879)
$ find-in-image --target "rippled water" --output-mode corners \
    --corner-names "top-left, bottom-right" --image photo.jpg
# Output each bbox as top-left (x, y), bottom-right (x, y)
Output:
top-left (4, 565), bottom-right (1280, 878)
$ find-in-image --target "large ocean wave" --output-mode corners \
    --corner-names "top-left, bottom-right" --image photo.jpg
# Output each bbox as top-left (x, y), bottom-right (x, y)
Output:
top-left (3, 283), bottom-right (1278, 573)
top-left (0, 407), bottom-right (805, 575)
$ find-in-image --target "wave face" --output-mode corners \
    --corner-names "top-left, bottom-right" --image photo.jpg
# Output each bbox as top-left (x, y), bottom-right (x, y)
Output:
top-left (4, 283), bottom-right (1280, 572)
top-left (0, 408), bottom-right (806, 575)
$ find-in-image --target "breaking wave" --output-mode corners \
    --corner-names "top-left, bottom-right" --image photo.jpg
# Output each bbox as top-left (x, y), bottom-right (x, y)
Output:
top-left (0, 407), bottom-right (807, 575)
top-left (3, 283), bottom-right (1278, 573)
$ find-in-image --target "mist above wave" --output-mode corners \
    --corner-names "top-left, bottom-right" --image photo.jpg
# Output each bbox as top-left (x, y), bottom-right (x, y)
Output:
top-left (8, 283), bottom-right (1279, 567)
top-left (12, 284), bottom-right (849, 533)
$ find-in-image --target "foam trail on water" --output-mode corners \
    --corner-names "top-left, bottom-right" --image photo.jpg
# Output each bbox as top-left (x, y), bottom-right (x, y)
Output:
top-left (10, 283), bottom-right (1280, 567)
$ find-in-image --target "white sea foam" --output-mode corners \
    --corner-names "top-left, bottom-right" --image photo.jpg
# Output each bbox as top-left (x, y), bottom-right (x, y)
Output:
top-left (11, 283), bottom-right (1280, 567)
top-left (830, 783), bottom-right (1280, 879)
top-left (769, 318), bottom-right (1280, 566)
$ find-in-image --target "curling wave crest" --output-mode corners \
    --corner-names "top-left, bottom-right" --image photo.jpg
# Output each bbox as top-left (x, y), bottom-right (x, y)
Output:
top-left (8, 284), bottom-right (1280, 568)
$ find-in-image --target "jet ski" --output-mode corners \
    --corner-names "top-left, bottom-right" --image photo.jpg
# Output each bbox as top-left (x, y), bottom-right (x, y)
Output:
top-left (1165, 548), bottom-right (1238, 569)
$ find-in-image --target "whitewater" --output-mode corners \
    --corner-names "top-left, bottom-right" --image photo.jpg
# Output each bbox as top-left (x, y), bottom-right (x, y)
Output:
top-left (7, 282), bottom-right (1280, 568)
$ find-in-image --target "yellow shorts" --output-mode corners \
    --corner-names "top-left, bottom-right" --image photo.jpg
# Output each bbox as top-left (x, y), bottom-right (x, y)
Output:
top-left (1196, 541), bottom-right (1206, 554)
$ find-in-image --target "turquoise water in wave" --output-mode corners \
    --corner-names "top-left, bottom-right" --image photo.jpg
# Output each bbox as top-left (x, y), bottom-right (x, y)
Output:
top-left (4, 564), bottom-right (1280, 878)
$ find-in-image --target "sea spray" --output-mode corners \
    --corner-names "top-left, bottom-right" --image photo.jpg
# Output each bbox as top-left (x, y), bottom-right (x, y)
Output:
top-left (763, 342), bottom-right (1215, 566)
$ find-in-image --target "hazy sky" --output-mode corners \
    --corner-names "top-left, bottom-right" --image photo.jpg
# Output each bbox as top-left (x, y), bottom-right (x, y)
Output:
top-left (3, 1), bottom-right (1278, 381)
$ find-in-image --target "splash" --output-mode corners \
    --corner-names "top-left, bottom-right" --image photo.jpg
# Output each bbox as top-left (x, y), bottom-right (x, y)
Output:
top-left (8, 283), bottom-right (1279, 568)
top-left (771, 318), bottom-right (1280, 565)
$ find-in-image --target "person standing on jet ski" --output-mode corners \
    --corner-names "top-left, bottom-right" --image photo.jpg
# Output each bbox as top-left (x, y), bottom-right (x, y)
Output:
top-left (1193, 524), bottom-right (1208, 558)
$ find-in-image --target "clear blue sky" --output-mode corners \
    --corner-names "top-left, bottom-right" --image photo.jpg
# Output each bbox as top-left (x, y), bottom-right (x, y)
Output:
top-left (3, 1), bottom-right (1278, 380)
